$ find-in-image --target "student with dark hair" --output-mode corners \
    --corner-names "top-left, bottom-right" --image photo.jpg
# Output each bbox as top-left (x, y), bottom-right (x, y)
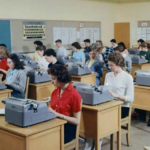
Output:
top-left (44, 49), bottom-right (62, 68)
top-left (118, 42), bottom-right (129, 55)
top-left (0, 44), bottom-right (7, 47)
top-left (137, 39), bottom-right (145, 50)
top-left (72, 42), bottom-right (85, 64)
top-left (55, 39), bottom-right (67, 57)
top-left (33, 41), bottom-right (43, 61)
top-left (84, 39), bottom-right (91, 53)
top-left (2, 54), bottom-right (27, 99)
top-left (86, 48), bottom-right (103, 85)
top-left (84, 52), bottom-right (134, 150)
top-left (110, 39), bottom-right (118, 49)
top-left (115, 45), bottom-right (132, 72)
top-left (140, 43), bottom-right (150, 63)
top-left (48, 65), bottom-right (81, 144)
top-left (36, 45), bottom-right (49, 70)
top-left (33, 41), bottom-right (43, 48)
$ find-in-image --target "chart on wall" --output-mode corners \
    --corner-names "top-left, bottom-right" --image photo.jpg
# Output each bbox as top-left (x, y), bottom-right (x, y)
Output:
top-left (137, 21), bottom-right (150, 41)
top-left (53, 27), bottom-right (100, 45)
top-left (23, 21), bottom-right (46, 40)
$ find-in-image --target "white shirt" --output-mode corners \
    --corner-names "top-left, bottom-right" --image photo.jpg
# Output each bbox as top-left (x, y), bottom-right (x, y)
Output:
top-left (56, 46), bottom-right (67, 57)
top-left (112, 44), bottom-right (118, 48)
top-left (104, 71), bottom-right (134, 107)
top-left (38, 56), bottom-right (49, 69)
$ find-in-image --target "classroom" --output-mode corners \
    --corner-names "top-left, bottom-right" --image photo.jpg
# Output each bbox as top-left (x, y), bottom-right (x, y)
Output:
top-left (0, 0), bottom-right (150, 150)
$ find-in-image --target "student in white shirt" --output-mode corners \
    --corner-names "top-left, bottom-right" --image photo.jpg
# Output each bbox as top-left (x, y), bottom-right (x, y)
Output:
top-left (110, 39), bottom-right (118, 50)
top-left (84, 52), bottom-right (134, 150)
top-left (36, 45), bottom-right (49, 70)
top-left (55, 39), bottom-right (67, 57)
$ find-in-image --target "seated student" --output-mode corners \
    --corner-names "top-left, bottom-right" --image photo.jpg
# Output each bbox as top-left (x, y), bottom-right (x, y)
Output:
top-left (0, 43), bottom-right (7, 47)
top-left (48, 65), bottom-right (81, 144)
top-left (96, 40), bottom-right (103, 47)
top-left (140, 43), bottom-right (150, 63)
top-left (55, 39), bottom-right (67, 57)
top-left (36, 45), bottom-right (49, 70)
top-left (137, 39), bottom-right (145, 50)
top-left (84, 52), bottom-right (134, 150)
top-left (110, 39), bottom-right (118, 50)
top-left (115, 45), bottom-right (132, 73)
top-left (84, 39), bottom-right (91, 53)
top-left (33, 41), bottom-right (43, 61)
top-left (118, 42), bottom-right (129, 55)
top-left (72, 42), bottom-right (85, 64)
top-left (0, 46), bottom-right (10, 80)
top-left (44, 49), bottom-right (62, 68)
top-left (2, 54), bottom-right (27, 99)
top-left (86, 48), bottom-right (103, 85)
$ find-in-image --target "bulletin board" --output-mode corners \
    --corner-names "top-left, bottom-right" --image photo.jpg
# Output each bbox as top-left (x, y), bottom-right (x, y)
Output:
top-left (137, 20), bottom-right (150, 42)
top-left (10, 20), bottom-right (101, 52)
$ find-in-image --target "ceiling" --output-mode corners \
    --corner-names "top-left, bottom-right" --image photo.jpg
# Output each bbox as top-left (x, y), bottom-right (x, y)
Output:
top-left (89, 0), bottom-right (150, 3)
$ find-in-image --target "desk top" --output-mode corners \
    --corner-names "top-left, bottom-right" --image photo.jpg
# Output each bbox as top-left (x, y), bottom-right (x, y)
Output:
top-left (82, 100), bottom-right (123, 112)
top-left (132, 63), bottom-right (150, 67)
top-left (71, 74), bottom-right (96, 78)
top-left (0, 117), bottom-right (66, 137)
top-left (29, 81), bottom-right (53, 87)
top-left (134, 84), bottom-right (150, 90)
top-left (0, 89), bottom-right (12, 94)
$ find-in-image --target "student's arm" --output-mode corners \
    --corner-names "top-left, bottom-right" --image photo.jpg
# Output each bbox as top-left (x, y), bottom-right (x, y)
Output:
top-left (126, 59), bottom-right (132, 72)
top-left (75, 61), bottom-right (85, 65)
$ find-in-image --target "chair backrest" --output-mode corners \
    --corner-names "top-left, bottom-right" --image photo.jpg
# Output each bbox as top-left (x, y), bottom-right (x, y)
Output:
top-left (25, 77), bottom-right (30, 99)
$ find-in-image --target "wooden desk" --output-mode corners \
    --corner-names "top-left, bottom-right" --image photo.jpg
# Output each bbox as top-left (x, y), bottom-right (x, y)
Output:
top-left (80, 100), bottom-right (123, 150)
top-left (71, 74), bottom-right (96, 85)
top-left (0, 89), bottom-right (12, 109)
top-left (131, 63), bottom-right (150, 78)
top-left (133, 85), bottom-right (150, 122)
top-left (0, 116), bottom-right (66, 150)
top-left (28, 81), bottom-right (55, 101)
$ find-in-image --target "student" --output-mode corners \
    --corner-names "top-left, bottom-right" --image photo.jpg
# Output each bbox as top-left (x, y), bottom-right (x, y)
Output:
top-left (36, 45), bottom-right (49, 70)
top-left (72, 42), bottom-right (85, 64)
top-left (48, 65), bottom-right (81, 144)
top-left (33, 41), bottom-right (43, 61)
top-left (110, 39), bottom-right (118, 49)
top-left (55, 39), bottom-right (67, 57)
top-left (84, 52), bottom-right (134, 150)
top-left (44, 49), bottom-right (62, 68)
top-left (84, 39), bottom-right (91, 53)
top-left (0, 46), bottom-right (10, 80)
top-left (2, 54), bottom-right (27, 99)
top-left (137, 39), bottom-right (145, 50)
top-left (115, 45), bottom-right (132, 73)
top-left (140, 43), bottom-right (150, 63)
top-left (0, 43), bottom-right (7, 47)
top-left (118, 42), bottom-right (129, 55)
top-left (96, 40), bottom-right (103, 47)
top-left (86, 48), bottom-right (103, 85)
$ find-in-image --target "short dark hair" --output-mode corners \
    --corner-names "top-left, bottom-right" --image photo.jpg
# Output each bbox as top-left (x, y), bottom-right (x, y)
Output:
top-left (0, 43), bottom-right (7, 47)
top-left (84, 39), bottom-right (90, 43)
top-left (43, 49), bottom-right (56, 57)
top-left (118, 42), bottom-right (127, 49)
top-left (115, 45), bottom-right (124, 52)
top-left (48, 65), bottom-right (72, 83)
top-left (71, 42), bottom-right (82, 49)
top-left (33, 41), bottom-right (43, 46)
top-left (110, 39), bottom-right (116, 43)
top-left (137, 39), bottom-right (145, 43)
top-left (55, 39), bottom-right (62, 43)
top-left (140, 42), bottom-right (148, 48)
top-left (9, 53), bottom-right (24, 69)
top-left (36, 45), bottom-right (46, 51)
top-left (107, 52), bottom-right (125, 67)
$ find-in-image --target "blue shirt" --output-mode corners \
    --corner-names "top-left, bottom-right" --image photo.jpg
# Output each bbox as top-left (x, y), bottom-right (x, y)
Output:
top-left (73, 50), bottom-right (85, 62)
top-left (6, 69), bottom-right (19, 83)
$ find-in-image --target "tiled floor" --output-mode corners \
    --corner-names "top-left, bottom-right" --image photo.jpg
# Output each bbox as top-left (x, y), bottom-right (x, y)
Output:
top-left (79, 119), bottom-right (150, 150)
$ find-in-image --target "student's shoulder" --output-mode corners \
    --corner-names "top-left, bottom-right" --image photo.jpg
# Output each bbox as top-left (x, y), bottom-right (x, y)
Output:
top-left (122, 71), bottom-right (133, 79)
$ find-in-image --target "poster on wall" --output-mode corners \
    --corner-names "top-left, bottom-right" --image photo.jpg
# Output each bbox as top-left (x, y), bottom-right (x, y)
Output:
top-left (23, 21), bottom-right (46, 40)
top-left (53, 27), bottom-right (62, 45)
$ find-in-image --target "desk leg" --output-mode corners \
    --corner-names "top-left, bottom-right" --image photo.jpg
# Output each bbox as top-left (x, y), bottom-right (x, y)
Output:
top-left (110, 134), bottom-right (115, 150)
top-left (60, 125), bottom-right (64, 150)
top-left (95, 137), bottom-right (100, 150)
top-left (117, 131), bottom-right (121, 150)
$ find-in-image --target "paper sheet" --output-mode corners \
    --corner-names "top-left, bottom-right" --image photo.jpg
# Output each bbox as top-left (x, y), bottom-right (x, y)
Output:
top-left (61, 28), bottom-right (69, 45)
top-left (69, 28), bottom-right (76, 44)
top-left (141, 27), bottom-right (147, 34)
top-left (76, 31), bottom-right (80, 39)
top-left (80, 28), bottom-right (87, 44)
top-left (137, 28), bottom-right (141, 35)
top-left (53, 27), bottom-right (62, 45)
top-left (86, 28), bottom-right (94, 43)
top-left (137, 34), bottom-right (142, 40)
top-left (141, 34), bottom-right (146, 38)
top-left (147, 27), bottom-right (150, 34)
top-left (94, 28), bottom-right (100, 42)
top-left (147, 34), bottom-right (150, 41)
top-left (0, 109), bottom-right (5, 115)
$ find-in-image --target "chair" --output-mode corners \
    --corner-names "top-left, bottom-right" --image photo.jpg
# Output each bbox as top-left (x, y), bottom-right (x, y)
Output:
top-left (121, 103), bottom-right (132, 146)
top-left (25, 77), bottom-right (30, 99)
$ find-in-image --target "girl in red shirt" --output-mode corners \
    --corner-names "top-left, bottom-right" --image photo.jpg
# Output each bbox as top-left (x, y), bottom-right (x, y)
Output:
top-left (48, 65), bottom-right (81, 144)
top-left (0, 46), bottom-right (10, 80)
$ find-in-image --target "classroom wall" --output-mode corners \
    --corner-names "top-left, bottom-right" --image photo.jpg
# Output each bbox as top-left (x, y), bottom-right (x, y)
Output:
top-left (0, 0), bottom-right (118, 48)
top-left (115, 1), bottom-right (150, 47)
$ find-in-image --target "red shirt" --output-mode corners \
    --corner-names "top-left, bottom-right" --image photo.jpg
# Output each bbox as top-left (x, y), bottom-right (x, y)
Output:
top-left (0, 58), bottom-right (9, 78)
top-left (50, 84), bottom-right (81, 117)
